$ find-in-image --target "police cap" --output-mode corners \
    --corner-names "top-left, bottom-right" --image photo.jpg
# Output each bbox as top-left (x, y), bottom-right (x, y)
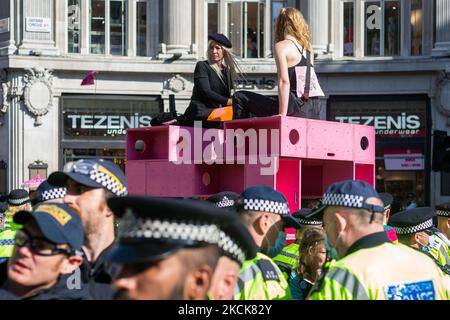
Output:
top-left (379, 192), bottom-right (394, 211)
top-left (307, 180), bottom-right (384, 219)
top-left (7, 189), bottom-right (30, 206)
top-left (106, 196), bottom-right (236, 264)
top-left (436, 202), bottom-right (450, 218)
top-left (206, 191), bottom-right (240, 211)
top-left (292, 208), bottom-right (322, 226)
top-left (388, 207), bottom-right (435, 235)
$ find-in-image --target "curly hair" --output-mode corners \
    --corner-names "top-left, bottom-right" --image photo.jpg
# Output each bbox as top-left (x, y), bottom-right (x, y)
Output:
top-left (297, 228), bottom-right (325, 279)
top-left (274, 7), bottom-right (312, 52)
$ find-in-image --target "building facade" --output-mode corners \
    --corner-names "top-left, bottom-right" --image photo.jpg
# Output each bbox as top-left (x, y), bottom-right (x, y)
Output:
top-left (0, 0), bottom-right (450, 208)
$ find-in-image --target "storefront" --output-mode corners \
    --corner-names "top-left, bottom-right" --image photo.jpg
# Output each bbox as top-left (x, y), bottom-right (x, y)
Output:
top-left (60, 95), bottom-right (163, 171)
top-left (328, 95), bottom-right (431, 212)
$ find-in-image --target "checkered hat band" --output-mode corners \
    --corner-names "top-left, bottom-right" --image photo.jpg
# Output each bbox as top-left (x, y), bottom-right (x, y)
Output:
top-left (436, 210), bottom-right (450, 218)
top-left (298, 218), bottom-right (322, 226)
top-left (243, 199), bottom-right (290, 215)
top-left (89, 170), bottom-right (127, 197)
top-left (8, 197), bottom-right (29, 205)
top-left (322, 193), bottom-right (365, 208)
top-left (393, 218), bottom-right (433, 235)
top-left (42, 188), bottom-right (67, 201)
top-left (216, 198), bottom-right (235, 208)
top-left (218, 231), bottom-right (246, 265)
top-left (119, 218), bottom-right (220, 245)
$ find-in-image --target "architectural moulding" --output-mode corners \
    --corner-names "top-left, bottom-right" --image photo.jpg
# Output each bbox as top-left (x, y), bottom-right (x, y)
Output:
top-left (167, 74), bottom-right (188, 93)
top-left (436, 71), bottom-right (450, 126)
top-left (22, 67), bottom-right (54, 126)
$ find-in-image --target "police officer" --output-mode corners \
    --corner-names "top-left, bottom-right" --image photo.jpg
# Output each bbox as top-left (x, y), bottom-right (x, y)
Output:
top-left (273, 208), bottom-right (322, 280)
top-left (30, 181), bottom-right (67, 207)
top-left (206, 191), bottom-right (258, 300)
top-left (107, 196), bottom-right (235, 300)
top-left (434, 203), bottom-right (450, 256)
top-left (233, 186), bottom-right (298, 300)
top-left (0, 189), bottom-right (31, 262)
top-left (48, 159), bottom-right (128, 299)
top-left (389, 207), bottom-right (450, 276)
top-left (308, 180), bottom-right (449, 300)
top-left (379, 192), bottom-right (398, 243)
top-left (0, 203), bottom-right (87, 299)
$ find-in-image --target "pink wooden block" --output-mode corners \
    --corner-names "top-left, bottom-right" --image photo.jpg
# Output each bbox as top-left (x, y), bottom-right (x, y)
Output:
top-left (353, 125), bottom-right (375, 164)
top-left (306, 119), bottom-right (354, 161)
top-left (224, 116), bottom-right (307, 158)
top-left (126, 161), bottom-right (147, 196)
top-left (354, 163), bottom-right (375, 187)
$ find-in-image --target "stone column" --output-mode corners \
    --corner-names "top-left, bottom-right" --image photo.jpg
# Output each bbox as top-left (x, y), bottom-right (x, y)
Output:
top-left (302, 0), bottom-right (330, 56)
top-left (159, 0), bottom-right (196, 59)
top-left (433, 0), bottom-right (450, 57)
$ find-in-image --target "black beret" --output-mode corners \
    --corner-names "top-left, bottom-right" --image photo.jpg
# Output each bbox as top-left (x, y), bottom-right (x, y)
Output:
top-left (379, 193), bottom-right (393, 211)
top-left (208, 34), bottom-right (232, 49)
top-left (389, 207), bottom-right (435, 235)
top-left (106, 196), bottom-right (236, 264)
top-left (436, 202), bottom-right (450, 218)
top-left (292, 208), bottom-right (322, 226)
top-left (7, 189), bottom-right (30, 206)
top-left (206, 191), bottom-right (240, 211)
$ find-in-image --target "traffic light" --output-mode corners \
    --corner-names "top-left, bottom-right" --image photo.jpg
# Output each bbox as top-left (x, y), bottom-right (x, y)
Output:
top-left (432, 130), bottom-right (450, 172)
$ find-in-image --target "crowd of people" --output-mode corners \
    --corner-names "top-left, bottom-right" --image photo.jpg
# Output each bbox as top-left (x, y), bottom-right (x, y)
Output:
top-left (0, 158), bottom-right (449, 300)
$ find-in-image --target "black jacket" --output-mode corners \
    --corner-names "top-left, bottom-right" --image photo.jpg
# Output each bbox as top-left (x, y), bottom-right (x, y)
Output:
top-left (190, 60), bottom-right (232, 108)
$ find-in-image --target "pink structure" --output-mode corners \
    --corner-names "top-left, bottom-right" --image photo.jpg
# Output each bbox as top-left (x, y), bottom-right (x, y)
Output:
top-left (126, 117), bottom-right (375, 242)
top-left (126, 117), bottom-right (375, 209)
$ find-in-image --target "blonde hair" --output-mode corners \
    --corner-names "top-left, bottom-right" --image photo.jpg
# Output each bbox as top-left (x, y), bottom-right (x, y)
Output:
top-left (207, 40), bottom-right (243, 90)
top-left (275, 7), bottom-right (312, 52)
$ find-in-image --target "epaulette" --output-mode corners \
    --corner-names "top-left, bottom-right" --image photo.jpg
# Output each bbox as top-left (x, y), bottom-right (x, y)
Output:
top-left (257, 258), bottom-right (280, 282)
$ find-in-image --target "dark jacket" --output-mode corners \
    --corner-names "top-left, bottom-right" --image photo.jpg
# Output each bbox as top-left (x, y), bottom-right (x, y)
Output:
top-left (183, 61), bottom-right (232, 125)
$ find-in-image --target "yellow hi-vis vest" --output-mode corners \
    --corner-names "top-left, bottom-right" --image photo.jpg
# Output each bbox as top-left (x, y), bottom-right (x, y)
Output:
top-left (0, 215), bottom-right (20, 260)
top-left (233, 252), bottom-right (291, 300)
top-left (423, 234), bottom-right (450, 276)
top-left (273, 243), bottom-right (299, 280)
top-left (310, 240), bottom-right (450, 300)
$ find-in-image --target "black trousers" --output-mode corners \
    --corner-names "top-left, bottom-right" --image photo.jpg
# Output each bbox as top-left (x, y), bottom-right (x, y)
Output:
top-left (232, 90), bottom-right (313, 119)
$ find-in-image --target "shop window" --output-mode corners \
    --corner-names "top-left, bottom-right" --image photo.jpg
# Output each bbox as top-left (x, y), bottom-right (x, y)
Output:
top-left (364, 0), bottom-right (401, 57)
top-left (68, 0), bottom-right (81, 53)
top-left (343, 1), bottom-right (354, 56)
top-left (137, 1), bottom-right (147, 56)
top-left (411, 0), bottom-right (423, 56)
top-left (208, 1), bottom-right (219, 35)
top-left (90, 0), bottom-right (127, 55)
top-left (441, 172), bottom-right (450, 196)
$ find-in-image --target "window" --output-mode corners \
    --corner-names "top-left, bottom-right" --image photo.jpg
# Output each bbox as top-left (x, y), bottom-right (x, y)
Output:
top-left (343, 1), bottom-right (354, 56)
top-left (411, 0), bottom-right (423, 56)
top-left (68, 0), bottom-right (81, 53)
top-left (208, 2), bottom-right (219, 35)
top-left (364, 0), bottom-right (401, 57)
top-left (90, 0), bottom-right (127, 55)
top-left (137, 1), bottom-right (147, 56)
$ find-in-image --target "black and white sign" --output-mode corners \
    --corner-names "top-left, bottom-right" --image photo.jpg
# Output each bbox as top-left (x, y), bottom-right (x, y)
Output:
top-left (26, 17), bottom-right (51, 33)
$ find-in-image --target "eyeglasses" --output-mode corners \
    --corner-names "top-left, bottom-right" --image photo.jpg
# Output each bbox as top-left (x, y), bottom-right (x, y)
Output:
top-left (64, 160), bottom-right (98, 175)
top-left (14, 230), bottom-right (73, 256)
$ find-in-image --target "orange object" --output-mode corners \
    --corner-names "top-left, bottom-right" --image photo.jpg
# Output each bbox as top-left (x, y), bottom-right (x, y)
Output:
top-left (207, 106), bottom-right (233, 122)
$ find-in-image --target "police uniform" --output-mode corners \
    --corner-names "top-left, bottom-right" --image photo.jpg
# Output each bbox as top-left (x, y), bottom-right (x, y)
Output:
top-left (233, 186), bottom-right (297, 300)
top-left (206, 191), bottom-right (241, 212)
top-left (48, 159), bottom-right (128, 300)
top-left (434, 204), bottom-right (450, 263)
top-left (106, 195), bottom-right (237, 300)
top-left (308, 180), bottom-right (450, 300)
top-left (0, 203), bottom-right (91, 300)
top-left (0, 189), bottom-right (29, 261)
top-left (389, 207), bottom-right (450, 276)
top-left (273, 208), bottom-right (322, 280)
top-left (379, 192), bottom-right (398, 244)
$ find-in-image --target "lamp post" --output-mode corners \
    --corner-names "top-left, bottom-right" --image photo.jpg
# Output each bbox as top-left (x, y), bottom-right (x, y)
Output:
top-left (28, 160), bottom-right (48, 179)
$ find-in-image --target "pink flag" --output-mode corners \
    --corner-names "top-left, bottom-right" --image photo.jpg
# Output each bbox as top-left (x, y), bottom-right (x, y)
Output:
top-left (81, 70), bottom-right (98, 86)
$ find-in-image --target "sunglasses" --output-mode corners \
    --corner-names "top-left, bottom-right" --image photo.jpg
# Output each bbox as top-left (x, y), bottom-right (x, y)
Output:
top-left (14, 229), bottom-right (73, 257)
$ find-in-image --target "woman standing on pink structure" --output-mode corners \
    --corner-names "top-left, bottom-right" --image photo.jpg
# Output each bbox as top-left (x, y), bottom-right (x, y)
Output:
top-left (233, 7), bottom-right (323, 119)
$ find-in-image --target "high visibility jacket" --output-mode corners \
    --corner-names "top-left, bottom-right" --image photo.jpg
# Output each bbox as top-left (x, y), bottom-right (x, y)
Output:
top-left (0, 215), bottom-right (20, 259)
top-left (309, 232), bottom-right (450, 300)
top-left (233, 252), bottom-right (291, 300)
top-left (423, 233), bottom-right (450, 276)
top-left (273, 243), bottom-right (299, 280)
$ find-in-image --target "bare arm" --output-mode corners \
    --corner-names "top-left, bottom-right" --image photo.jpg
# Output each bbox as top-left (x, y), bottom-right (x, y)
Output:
top-left (275, 43), bottom-right (290, 116)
